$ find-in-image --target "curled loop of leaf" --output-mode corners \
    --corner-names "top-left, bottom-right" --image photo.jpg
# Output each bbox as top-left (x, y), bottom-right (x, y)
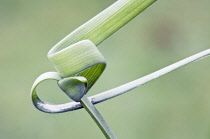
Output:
top-left (31, 40), bottom-right (106, 113)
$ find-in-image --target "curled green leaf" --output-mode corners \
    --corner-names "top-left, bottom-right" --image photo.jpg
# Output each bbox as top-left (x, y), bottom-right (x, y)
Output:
top-left (30, 0), bottom-right (157, 138)
top-left (48, 40), bottom-right (106, 90)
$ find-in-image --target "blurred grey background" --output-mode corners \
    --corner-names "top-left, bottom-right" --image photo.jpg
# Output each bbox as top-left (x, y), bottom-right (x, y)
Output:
top-left (0, 0), bottom-right (210, 139)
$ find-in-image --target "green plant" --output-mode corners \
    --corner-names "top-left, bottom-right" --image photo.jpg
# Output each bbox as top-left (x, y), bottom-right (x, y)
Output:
top-left (30, 0), bottom-right (210, 138)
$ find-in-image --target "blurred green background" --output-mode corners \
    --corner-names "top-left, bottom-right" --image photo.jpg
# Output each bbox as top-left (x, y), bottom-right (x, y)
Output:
top-left (0, 0), bottom-right (210, 138)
